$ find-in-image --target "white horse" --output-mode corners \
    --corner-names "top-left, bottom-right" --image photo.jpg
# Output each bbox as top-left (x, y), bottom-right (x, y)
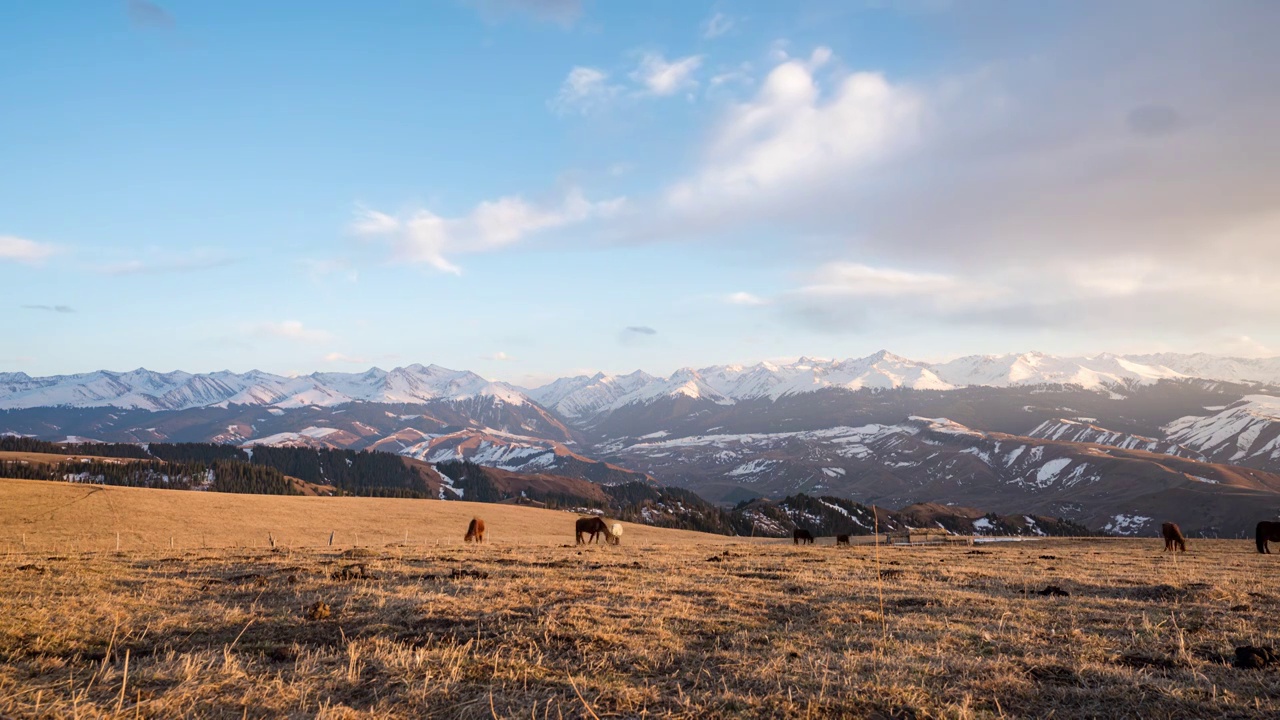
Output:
top-left (606, 523), bottom-right (623, 545)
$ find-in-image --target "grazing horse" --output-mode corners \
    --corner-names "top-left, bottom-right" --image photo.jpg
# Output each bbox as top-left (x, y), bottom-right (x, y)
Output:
top-left (605, 523), bottom-right (623, 545)
top-left (1161, 522), bottom-right (1186, 552)
top-left (576, 516), bottom-right (610, 545)
top-left (464, 517), bottom-right (485, 543)
top-left (836, 534), bottom-right (851, 546)
top-left (793, 528), bottom-right (815, 545)
top-left (1257, 521), bottom-right (1280, 554)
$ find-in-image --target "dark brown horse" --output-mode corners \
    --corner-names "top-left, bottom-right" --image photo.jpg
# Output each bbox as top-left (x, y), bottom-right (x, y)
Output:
top-left (464, 517), bottom-right (485, 543)
top-left (1257, 521), bottom-right (1280, 554)
top-left (576, 516), bottom-right (610, 545)
top-left (793, 528), bottom-right (815, 545)
top-left (1161, 522), bottom-right (1186, 552)
top-left (835, 534), bottom-right (851, 546)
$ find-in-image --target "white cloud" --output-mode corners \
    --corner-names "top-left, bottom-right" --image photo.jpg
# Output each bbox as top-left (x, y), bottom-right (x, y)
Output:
top-left (667, 48), bottom-right (921, 206)
top-left (0, 235), bottom-right (58, 264)
top-left (630, 53), bottom-right (703, 96)
top-left (702, 12), bottom-right (735, 39)
top-left (352, 188), bottom-right (624, 274)
top-left (779, 261), bottom-right (1012, 333)
top-left (725, 291), bottom-right (769, 306)
top-left (324, 352), bottom-right (368, 364)
top-left (796, 262), bottom-right (962, 298)
top-left (487, 351), bottom-right (512, 361)
top-left (550, 66), bottom-right (619, 115)
top-left (251, 321), bottom-right (332, 343)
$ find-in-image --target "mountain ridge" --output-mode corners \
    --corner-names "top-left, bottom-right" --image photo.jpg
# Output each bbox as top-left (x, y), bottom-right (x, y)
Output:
top-left (6, 351), bottom-right (1280, 414)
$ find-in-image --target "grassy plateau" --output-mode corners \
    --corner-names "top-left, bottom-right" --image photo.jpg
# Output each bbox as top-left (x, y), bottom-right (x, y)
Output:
top-left (1, 478), bottom-right (1278, 718)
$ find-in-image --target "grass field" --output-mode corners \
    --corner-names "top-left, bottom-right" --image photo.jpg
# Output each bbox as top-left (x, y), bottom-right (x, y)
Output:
top-left (2, 479), bottom-right (1279, 718)
top-left (0, 478), bottom-right (731, 551)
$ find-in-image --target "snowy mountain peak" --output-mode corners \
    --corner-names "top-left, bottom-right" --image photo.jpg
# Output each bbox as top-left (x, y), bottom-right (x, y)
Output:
top-left (866, 349), bottom-right (909, 363)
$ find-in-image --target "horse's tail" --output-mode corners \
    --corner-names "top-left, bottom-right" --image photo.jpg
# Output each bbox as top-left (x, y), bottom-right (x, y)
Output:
top-left (1258, 522), bottom-right (1270, 554)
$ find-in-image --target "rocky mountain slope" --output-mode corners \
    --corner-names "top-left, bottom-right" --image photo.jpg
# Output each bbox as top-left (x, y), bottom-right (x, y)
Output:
top-left (1027, 419), bottom-right (1206, 460)
top-left (601, 416), bottom-right (1280, 537)
top-left (1162, 395), bottom-right (1280, 469)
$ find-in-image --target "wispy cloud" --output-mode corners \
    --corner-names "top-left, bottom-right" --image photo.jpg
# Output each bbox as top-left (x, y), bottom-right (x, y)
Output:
top-left (702, 12), bottom-right (736, 39)
top-left (21, 304), bottom-right (75, 314)
top-left (709, 63), bottom-right (754, 91)
top-left (0, 236), bottom-right (59, 265)
top-left (351, 188), bottom-right (624, 274)
top-left (725, 291), bottom-right (768, 306)
top-left (551, 52), bottom-right (705, 115)
top-left (619, 325), bottom-right (658, 346)
top-left (100, 252), bottom-right (238, 276)
top-left (487, 351), bottom-right (513, 361)
top-left (549, 67), bottom-right (620, 115)
top-left (250, 321), bottom-right (332, 343)
top-left (126, 0), bottom-right (174, 29)
top-left (795, 263), bottom-right (965, 299)
top-left (323, 352), bottom-right (369, 364)
top-left (467, 0), bottom-right (582, 26)
top-left (630, 53), bottom-right (703, 96)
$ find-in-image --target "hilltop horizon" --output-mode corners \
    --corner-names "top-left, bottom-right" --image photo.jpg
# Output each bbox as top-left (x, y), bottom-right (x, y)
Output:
top-left (5, 347), bottom-right (1280, 389)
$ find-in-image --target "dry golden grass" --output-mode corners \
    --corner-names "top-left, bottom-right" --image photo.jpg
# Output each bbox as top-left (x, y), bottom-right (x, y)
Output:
top-left (2, 479), bottom-right (1279, 718)
top-left (0, 478), bottom-right (734, 551)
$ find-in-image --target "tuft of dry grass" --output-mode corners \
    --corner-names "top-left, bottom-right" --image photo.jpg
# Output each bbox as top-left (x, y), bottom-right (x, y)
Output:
top-left (2, 479), bottom-right (1279, 718)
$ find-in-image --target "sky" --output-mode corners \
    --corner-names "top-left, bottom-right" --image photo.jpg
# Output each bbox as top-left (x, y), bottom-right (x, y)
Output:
top-left (3, 0), bottom-right (1279, 386)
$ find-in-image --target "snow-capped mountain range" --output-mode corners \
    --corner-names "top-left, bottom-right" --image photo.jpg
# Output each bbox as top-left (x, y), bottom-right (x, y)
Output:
top-left (525, 351), bottom-right (1280, 422)
top-left (0, 364), bottom-right (525, 412)
top-left (2, 351), bottom-right (1279, 414)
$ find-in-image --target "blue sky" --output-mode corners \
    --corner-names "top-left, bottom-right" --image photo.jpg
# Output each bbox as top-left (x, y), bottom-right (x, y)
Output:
top-left (3, 0), bottom-right (1279, 385)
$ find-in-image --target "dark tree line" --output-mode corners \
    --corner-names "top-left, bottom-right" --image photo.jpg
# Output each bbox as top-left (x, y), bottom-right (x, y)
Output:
top-left (727, 494), bottom-right (1096, 538)
top-left (0, 435), bottom-right (150, 458)
top-left (245, 446), bottom-right (426, 494)
top-left (0, 458), bottom-right (297, 495)
top-left (2, 435), bottom-right (429, 496)
top-left (147, 442), bottom-right (248, 464)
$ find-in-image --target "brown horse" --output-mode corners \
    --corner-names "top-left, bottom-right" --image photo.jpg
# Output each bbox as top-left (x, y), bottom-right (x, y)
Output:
top-left (576, 516), bottom-right (610, 545)
top-left (464, 517), bottom-right (485, 543)
top-left (1257, 521), bottom-right (1280, 554)
top-left (835, 534), bottom-right (851, 546)
top-left (793, 529), bottom-right (815, 545)
top-left (1161, 522), bottom-right (1186, 552)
